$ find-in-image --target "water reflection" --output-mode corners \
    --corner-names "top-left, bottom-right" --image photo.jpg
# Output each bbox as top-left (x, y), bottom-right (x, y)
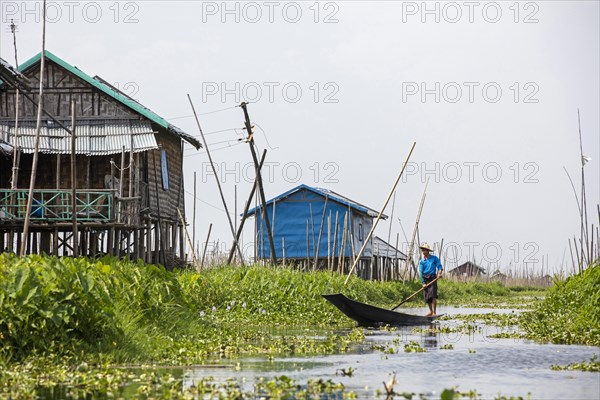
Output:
top-left (422, 327), bottom-right (439, 349)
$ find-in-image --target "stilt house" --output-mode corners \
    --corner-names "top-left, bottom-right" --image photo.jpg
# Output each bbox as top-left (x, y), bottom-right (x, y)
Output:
top-left (0, 51), bottom-right (201, 266)
top-left (245, 184), bottom-right (406, 280)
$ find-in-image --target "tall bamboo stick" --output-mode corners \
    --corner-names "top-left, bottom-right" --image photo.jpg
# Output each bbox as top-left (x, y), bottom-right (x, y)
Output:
top-left (70, 101), bottom-right (78, 256)
top-left (187, 95), bottom-right (244, 264)
top-left (313, 195), bottom-right (329, 270)
top-left (19, 2), bottom-right (47, 256)
top-left (406, 179), bottom-right (428, 279)
top-left (344, 142), bottom-right (416, 284)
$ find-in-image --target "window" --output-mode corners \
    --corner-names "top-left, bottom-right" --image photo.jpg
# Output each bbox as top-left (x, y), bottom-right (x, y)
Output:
top-left (358, 223), bottom-right (363, 241)
top-left (160, 149), bottom-right (169, 190)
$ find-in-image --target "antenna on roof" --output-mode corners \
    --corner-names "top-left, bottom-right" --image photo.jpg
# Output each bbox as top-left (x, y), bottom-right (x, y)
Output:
top-left (10, 20), bottom-right (19, 66)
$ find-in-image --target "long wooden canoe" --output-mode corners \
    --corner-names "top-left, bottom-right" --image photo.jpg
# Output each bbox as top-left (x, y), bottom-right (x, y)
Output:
top-left (322, 293), bottom-right (440, 326)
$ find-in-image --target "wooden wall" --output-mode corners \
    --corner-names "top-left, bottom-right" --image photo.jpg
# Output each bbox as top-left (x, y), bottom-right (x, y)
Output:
top-left (146, 129), bottom-right (185, 224)
top-left (0, 59), bottom-right (137, 121)
top-left (0, 56), bottom-right (187, 225)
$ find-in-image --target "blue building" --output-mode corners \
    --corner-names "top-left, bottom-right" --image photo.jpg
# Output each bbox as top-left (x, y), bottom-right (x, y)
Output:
top-left (246, 184), bottom-right (406, 279)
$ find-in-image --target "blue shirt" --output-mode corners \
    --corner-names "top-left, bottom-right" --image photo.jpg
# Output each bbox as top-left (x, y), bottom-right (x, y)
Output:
top-left (419, 255), bottom-right (443, 283)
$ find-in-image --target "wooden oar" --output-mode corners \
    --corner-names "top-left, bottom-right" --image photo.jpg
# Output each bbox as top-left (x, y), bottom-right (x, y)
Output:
top-left (391, 277), bottom-right (439, 311)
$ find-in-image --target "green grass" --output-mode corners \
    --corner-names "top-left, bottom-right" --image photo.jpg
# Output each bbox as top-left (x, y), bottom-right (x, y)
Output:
top-left (0, 254), bottom-right (558, 398)
top-left (520, 263), bottom-right (599, 346)
top-left (0, 254), bottom-right (546, 366)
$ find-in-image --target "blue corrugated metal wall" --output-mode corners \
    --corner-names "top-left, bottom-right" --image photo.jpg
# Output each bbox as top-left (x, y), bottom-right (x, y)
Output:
top-left (255, 188), bottom-right (373, 259)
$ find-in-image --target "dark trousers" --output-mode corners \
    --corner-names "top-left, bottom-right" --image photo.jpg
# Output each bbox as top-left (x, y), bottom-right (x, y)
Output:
top-left (423, 275), bottom-right (438, 304)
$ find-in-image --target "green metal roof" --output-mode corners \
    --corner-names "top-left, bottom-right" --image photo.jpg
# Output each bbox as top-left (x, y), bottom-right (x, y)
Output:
top-left (10, 50), bottom-right (201, 149)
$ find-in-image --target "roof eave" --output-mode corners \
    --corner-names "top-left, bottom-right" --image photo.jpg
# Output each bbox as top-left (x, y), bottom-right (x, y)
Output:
top-left (15, 50), bottom-right (202, 149)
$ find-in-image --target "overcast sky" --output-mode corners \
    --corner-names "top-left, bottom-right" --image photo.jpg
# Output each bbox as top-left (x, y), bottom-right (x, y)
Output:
top-left (1, 1), bottom-right (598, 274)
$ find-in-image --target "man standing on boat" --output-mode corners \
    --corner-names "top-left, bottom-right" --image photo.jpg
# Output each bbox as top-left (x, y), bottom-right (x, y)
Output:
top-left (419, 243), bottom-right (443, 316)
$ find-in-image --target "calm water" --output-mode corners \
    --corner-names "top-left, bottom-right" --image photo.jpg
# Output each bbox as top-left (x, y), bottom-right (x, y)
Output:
top-left (182, 306), bottom-right (599, 399)
top-left (36, 306), bottom-right (599, 399)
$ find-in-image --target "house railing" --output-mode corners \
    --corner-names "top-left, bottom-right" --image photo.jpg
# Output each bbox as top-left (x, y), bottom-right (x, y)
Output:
top-left (0, 189), bottom-right (113, 222)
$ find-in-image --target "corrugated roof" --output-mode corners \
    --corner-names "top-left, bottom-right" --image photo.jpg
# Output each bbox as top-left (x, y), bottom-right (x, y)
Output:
top-left (0, 56), bottom-right (29, 87)
top-left (0, 119), bottom-right (158, 155)
top-left (246, 184), bottom-right (387, 218)
top-left (373, 236), bottom-right (406, 260)
top-left (10, 50), bottom-right (201, 149)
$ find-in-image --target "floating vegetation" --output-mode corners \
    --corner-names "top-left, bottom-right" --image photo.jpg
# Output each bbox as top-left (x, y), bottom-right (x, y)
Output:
top-left (337, 367), bottom-right (356, 377)
top-left (520, 264), bottom-right (599, 346)
top-left (0, 254), bottom-right (576, 399)
top-left (403, 341), bottom-right (426, 353)
top-left (551, 355), bottom-right (600, 372)
top-left (440, 344), bottom-right (455, 350)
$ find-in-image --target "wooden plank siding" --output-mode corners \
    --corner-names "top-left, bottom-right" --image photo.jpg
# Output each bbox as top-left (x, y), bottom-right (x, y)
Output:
top-left (146, 130), bottom-right (185, 224)
top-left (0, 53), bottom-right (191, 263)
top-left (0, 59), bottom-right (138, 120)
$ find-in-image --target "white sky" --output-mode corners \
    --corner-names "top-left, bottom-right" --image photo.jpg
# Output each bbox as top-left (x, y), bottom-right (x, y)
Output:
top-left (1, 1), bottom-right (598, 274)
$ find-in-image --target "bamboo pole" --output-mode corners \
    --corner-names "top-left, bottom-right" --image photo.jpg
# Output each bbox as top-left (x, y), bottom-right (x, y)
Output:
top-left (233, 183), bottom-right (237, 263)
top-left (200, 223), bottom-right (212, 269)
top-left (70, 101), bottom-right (78, 256)
top-left (192, 171), bottom-right (197, 254)
top-left (119, 146), bottom-right (125, 223)
top-left (306, 220), bottom-right (310, 271)
top-left (282, 237), bottom-right (286, 267)
top-left (327, 211), bottom-right (331, 271)
top-left (177, 207), bottom-right (198, 270)
top-left (406, 179), bottom-right (429, 279)
top-left (226, 150), bottom-right (267, 264)
top-left (332, 211), bottom-right (339, 272)
top-left (339, 211), bottom-right (348, 274)
top-left (151, 150), bottom-right (168, 268)
top-left (344, 142), bottom-right (416, 284)
top-left (313, 195), bottom-right (329, 271)
top-left (386, 191), bottom-right (396, 262)
top-left (9, 19), bottom-right (21, 217)
top-left (187, 94), bottom-right (244, 264)
top-left (395, 232), bottom-right (400, 280)
top-left (240, 102), bottom-right (276, 263)
top-left (19, 3), bottom-right (47, 256)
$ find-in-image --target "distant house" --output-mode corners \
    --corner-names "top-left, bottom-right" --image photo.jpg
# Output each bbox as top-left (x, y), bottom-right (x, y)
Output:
top-left (0, 51), bottom-right (201, 266)
top-left (491, 270), bottom-right (507, 282)
top-left (245, 184), bottom-right (406, 280)
top-left (448, 261), bottom-right (486, 277)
